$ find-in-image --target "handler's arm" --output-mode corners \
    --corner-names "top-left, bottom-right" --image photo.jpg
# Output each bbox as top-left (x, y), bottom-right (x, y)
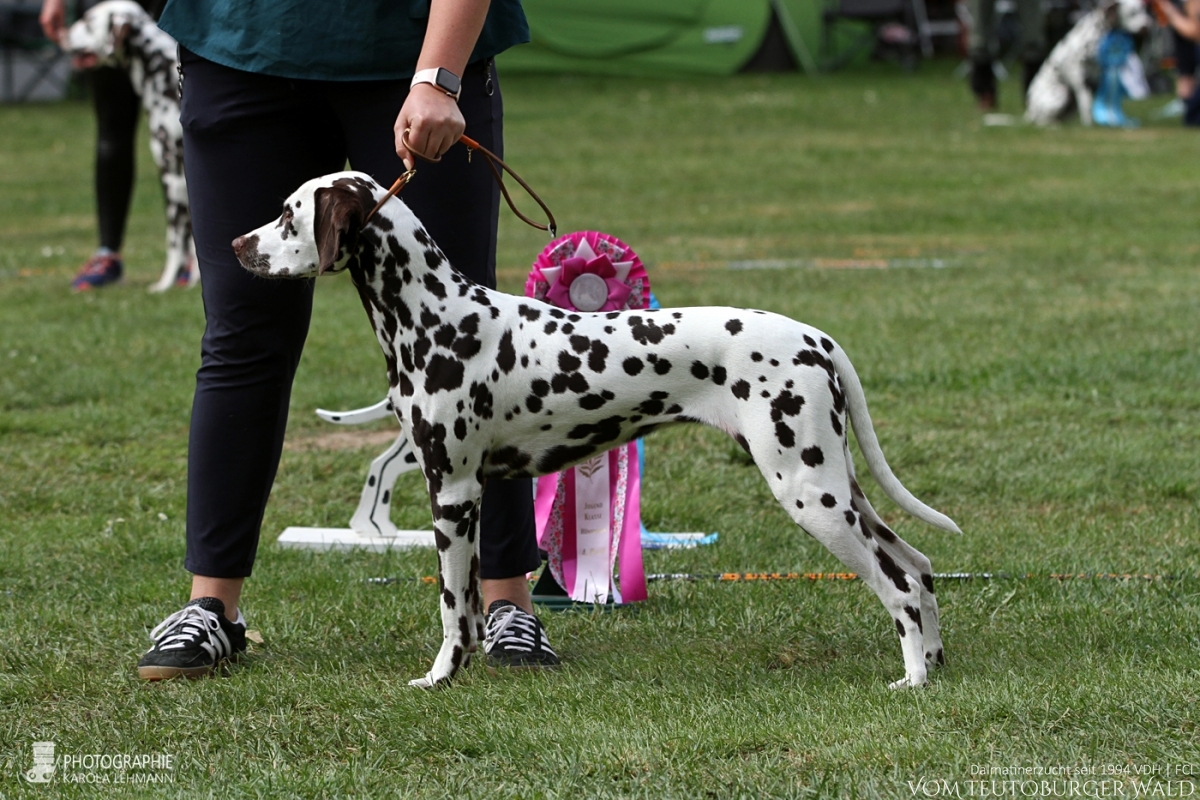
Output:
top-left (395, 0), bottom-right (492, 169)
top-left (1154, 0), bottom-right (1200, 42)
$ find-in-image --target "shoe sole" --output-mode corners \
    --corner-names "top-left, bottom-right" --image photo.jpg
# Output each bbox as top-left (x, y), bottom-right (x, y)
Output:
top-left (137, 654), bottom-right (242, 681)
top-left (484, 654), bottom-right (560, 669)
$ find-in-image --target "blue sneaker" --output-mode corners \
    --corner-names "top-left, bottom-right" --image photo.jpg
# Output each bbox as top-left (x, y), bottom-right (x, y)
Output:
top-left (71, 251), bottom-right (123, 292)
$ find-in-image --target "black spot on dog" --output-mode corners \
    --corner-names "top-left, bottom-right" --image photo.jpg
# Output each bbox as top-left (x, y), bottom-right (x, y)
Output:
top-left (803, 334), bottom-right (816, 347)
top-left (496, 330), bottom-right (516, 374)
top-left (442, 588), bottom-right (456, 609)
top-left (795, 499), bottom-right (804, 509)
top-left (587, 340), bottom-right (609, 372)
top-left (876, 548), bottom-right (910, 593)
top-left (530, 379), bottom-right (550, 398)
top-left (623, 357), bottom-right (644, 376)
top-left (921, 573), bottom-right (935, 594)
top-left (579, 394), bottom-right (608, 410)
top-left (544, 321), bottom-right (558, 335)
top-left (875, 524), bottom-right (898, 543)
top-left (561, 323), bottom-right (574, 334)
top-left (691, 361), bottom-right (710, 380)
top-left (751, 352), bottom-right (763, 362)
top-left (904, 605), bottom-right (923, 633)
top-left (821, 337), bottom-right (834, 352)
top-left (526, 395), bottom-right (543, 413)
top-left (538, 444), bottom-right (599, 473)
top-left (821, 493), bottom-right (837, 508)
top-left (570, 335), bottom-right (590, 353)
top-left (895, 618), bottom-right (906, 638)
top-left (654, 358), bottom-right (672, 375)
top-left (830, 411), bottom-right (843, 437)
top-left (844, 510), bottom-right (856, 526)
top-left (730, 380), bottom-right (751, 400)
top-left (422, 273), bottom-right (446, 299)
top-left (518, 304), bottom-right (541, 321)
top-left (629, 316), bottom-right (669, 345)
top-left (454, 417), bottom-right (467, 440)
top-left (489, 445), bottom-right (532, 474)
top-left (775, 422), bottom-right (795, 448)
top-left (725, 319), bottom-right (743, 336)
top-left (801, 446), bottom-right (824, 467)
top-left (769, 390), bottom-right (805, 422)
top-left (558, 351), bottom-right (582, 373)
top-left (634, 391), bottom-right (669, 416)
top-left (469, 381), bottom-right (494, 420)
top-left (425, 354), bottom-right (464, 393)
top-left (711, 366), bottom-right (727, 385)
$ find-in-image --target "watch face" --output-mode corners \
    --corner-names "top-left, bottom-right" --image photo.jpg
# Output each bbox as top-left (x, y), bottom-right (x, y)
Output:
top-left (436, 68), bottom-right (461, 96)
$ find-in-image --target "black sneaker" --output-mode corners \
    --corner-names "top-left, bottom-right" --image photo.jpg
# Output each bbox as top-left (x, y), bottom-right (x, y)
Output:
top-left (137, 597), bottom-right (246, 680)
top-left (483, 600), bottom-right (559, 668)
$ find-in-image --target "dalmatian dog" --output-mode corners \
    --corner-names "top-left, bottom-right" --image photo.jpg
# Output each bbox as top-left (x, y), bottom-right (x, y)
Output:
top-left (1025, 0), bottom-right (1152, 126)
top-left (232, 172), bottom-right (962, 690)
top-left (64, 0), bottom-right (196, 292)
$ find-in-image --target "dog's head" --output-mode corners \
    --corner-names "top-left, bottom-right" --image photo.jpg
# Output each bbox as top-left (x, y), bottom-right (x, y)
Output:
top-left (233, 172), bottom-right (382, 279)
top-left (63, 0), bottom-right (148, 68)
top-left (1104, 0), bottom-right (1151, 33)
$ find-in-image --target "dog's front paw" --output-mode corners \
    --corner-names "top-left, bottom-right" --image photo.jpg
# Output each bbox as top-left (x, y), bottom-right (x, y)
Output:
top-left (407, 674), bottom-right (440, 690)
top-left (888, 671), bottom-right (927, 690)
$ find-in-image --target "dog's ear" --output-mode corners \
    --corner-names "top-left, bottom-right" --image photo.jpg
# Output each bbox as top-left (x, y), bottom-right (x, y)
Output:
top-left (314, 185), bottom-right (367, 274)
top-left (1101, 0), bottom-right (1119, 24)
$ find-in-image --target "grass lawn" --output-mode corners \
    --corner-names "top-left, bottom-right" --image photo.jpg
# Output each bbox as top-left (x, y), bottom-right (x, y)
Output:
top-left (1, 64), bottom-right (1198, 797)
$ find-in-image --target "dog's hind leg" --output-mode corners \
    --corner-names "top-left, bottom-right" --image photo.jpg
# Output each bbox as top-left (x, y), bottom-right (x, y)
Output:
top-left (409, 481), bottom-right (485, 689)
top-left (846, 468), bottom-right (944, 669)
top-left (761, 445), bottom-right (931, 688)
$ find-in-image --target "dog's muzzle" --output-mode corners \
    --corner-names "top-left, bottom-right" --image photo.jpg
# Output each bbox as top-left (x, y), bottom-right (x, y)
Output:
top-left (232, 234), bottom-right (272, 275)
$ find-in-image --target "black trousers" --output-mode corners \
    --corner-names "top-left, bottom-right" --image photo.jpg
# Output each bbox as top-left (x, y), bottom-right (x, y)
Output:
top-left (90, 67), bottom-right (140, 252)
top-left (179, 49), bottom-right (538, 580)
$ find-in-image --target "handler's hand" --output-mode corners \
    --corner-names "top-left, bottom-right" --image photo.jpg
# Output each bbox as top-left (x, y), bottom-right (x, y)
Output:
top-left (39, 0), bottom-right (67, 45)
top-left (395, 84), bottom-right (464, 171)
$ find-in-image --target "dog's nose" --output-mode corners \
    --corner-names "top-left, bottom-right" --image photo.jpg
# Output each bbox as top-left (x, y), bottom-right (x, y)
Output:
top-left (231, 235), bottom-right (247, 256)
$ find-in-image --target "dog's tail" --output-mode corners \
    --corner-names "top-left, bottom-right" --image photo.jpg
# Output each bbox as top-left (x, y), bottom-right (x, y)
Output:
top-left (829, 345), bottom-right (962, 534)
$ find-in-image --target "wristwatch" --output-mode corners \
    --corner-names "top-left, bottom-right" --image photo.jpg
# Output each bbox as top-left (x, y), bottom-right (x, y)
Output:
top-left (410, 67), bottom-right (462, 101)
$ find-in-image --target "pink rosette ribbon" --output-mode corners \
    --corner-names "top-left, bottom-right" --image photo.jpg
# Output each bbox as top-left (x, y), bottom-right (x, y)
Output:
top-left (526, 231), bottom-right (649, 604)
top-left (526, 231), bottom-right (649, 313)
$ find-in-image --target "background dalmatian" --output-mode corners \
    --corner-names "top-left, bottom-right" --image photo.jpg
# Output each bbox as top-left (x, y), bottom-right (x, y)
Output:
top-left (232, 172), bottom-right (962, 690)
top-left (64, 0), bottom-right (196, 292)
top-left (1024, 0), bottom-right (1152, 126)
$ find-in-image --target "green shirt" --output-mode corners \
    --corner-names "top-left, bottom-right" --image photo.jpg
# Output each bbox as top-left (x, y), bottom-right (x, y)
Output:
top-left (159, 0), bottom-right (529, 81)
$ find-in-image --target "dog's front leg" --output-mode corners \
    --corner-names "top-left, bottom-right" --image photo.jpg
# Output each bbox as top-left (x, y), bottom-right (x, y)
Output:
top-left (408, 482), bottom-right (485, 689)
top-left (1066, 67), bottom-right (1095, 125)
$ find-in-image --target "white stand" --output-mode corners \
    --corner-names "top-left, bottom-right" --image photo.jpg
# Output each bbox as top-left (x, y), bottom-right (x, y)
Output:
top-left (277, 397), bottom-right (718, 554)
top-left (277, 398), bottom-right (436, 551)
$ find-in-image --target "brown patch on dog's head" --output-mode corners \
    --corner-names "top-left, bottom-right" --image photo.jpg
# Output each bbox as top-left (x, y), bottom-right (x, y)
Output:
top-left (314, 181), bottom-right (373, 274)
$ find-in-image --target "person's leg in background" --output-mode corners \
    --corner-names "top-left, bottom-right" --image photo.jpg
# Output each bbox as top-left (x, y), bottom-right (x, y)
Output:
top-left (72, 66), bottom-right (140, 291)
top-left (1017, 0), bottom-right (1046, 103)
top-left (1176, 34), bottom-right (1200, 123)
top-left (138, 51), bottom-right (345, 679)
top-left (968, 0), bottom-right (998, 109)
top-left (334, 60), bottom-right (556, 666)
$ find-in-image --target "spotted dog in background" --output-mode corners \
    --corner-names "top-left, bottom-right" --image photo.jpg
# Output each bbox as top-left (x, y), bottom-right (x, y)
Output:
top-left (1024, 0), bottom-right (1151, 126)
top-left (65, 0), bottom-right (195, 291)
top-left (233, 171), bottom-right (962, 690)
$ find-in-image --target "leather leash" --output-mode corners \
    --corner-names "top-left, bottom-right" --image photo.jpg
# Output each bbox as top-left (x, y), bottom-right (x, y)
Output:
top-left (362, 131), bottom-right (557, 238)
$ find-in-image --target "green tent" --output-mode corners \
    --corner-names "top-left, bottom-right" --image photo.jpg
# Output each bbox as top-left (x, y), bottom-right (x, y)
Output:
top-left (496, 0), bottom-right (836, 77)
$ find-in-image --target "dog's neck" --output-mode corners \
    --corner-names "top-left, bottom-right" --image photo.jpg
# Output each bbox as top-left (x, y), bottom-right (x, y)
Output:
top-left (122, 24), bottom-right (178, 102)
top-left (346, 202), bottom-right (485, 396)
